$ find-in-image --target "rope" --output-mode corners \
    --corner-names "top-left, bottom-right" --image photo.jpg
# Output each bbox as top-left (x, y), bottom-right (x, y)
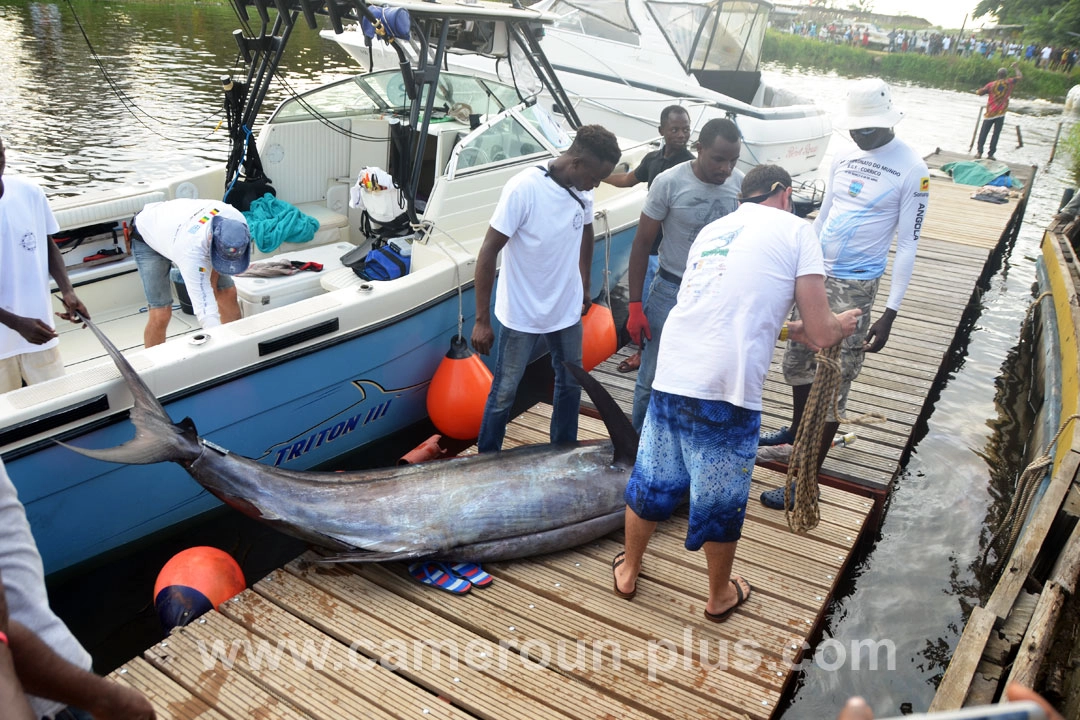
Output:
top-left (783, 343), bottom-right (886, 533)
top-left (596, 209), bottom-right (612, 307)
top-left (987, 414), bottom-right (1080, 575)
top-left (783, 345), bottom-right (839, 532)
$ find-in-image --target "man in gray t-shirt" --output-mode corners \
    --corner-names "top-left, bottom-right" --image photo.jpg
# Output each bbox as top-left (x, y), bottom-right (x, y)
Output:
top-left (626, 118), bottom-right (744, 431)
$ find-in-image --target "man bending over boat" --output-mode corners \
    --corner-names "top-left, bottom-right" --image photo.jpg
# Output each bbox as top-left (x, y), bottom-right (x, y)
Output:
top-left (760, 79), bottom-right (930, 509)
top-left (612, 165), bottom-right (860, 620)
top-left (626, 117), bottom-right (744, 432)
top-left (471, 125), bottom-right (622, 452)
top-left (131, 199), bottom-right (251, 347)
top-left (603, 105), bottom-right (694, 374)
top-left (0, 135), bottom-right (90, 393)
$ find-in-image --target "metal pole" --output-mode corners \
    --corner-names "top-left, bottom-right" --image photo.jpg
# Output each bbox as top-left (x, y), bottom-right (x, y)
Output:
top-left (968, 106), bottom-right (984, 151)
top-left (1049, 121), bottom-right (1064, 164)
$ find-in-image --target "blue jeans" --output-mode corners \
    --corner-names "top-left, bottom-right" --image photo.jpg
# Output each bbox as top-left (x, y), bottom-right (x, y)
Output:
top-left (631, 273), bottom-right (679, 432)
top-left (477, 322), bottom-right (583, 452)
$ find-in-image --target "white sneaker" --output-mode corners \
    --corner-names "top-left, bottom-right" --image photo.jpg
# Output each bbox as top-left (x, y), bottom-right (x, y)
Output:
top-left (756, 444), bottom-right (793, 462)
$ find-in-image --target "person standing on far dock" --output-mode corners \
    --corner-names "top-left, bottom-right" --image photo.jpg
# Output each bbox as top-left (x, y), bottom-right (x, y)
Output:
top-left (975, 63), bottom-right (1022, 161)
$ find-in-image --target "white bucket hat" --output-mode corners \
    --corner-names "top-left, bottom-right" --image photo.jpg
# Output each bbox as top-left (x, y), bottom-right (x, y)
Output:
top-left (836, 79), bottom-right (904, 130)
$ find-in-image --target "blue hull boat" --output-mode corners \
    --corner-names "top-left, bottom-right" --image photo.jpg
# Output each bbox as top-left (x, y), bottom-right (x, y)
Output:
top-left (0, 0), bottom-right (649, 575)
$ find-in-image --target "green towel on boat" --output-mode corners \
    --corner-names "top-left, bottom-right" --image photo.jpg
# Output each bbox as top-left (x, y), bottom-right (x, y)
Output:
top-left (243, 193), bottom-right (321, 253)
top-left (940, 160), bottom-right (1024, 190)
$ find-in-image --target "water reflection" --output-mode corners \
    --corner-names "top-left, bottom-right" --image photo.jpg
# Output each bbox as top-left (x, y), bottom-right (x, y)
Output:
top-left (1, 2), bottom-right (1075, 715)
top-left (0, 0), bottom-right (354, 195)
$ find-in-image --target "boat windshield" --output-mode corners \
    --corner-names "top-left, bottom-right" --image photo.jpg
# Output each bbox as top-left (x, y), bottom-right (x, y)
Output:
top-left (646, 0), bottom-right (769, 72)
top-left (547, 0), bottom-right (639, 45)
top-left (273, 71), bottom-right (521, 122)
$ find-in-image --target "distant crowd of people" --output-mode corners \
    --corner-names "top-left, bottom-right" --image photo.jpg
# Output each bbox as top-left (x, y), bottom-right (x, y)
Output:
top-left (785, 20), bottom-right (1079, 71)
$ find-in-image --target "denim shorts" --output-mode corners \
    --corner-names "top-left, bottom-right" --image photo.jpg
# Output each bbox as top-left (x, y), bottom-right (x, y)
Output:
top-left (625, 390), bottom-right (759, 549)
top-left (131, 236), bottom-right (233, 309)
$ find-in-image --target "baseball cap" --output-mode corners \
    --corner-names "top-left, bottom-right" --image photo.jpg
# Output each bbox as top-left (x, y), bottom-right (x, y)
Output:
top-left (210, 215), bottom-right (251, 275)
top-left (836, 79), bottom-right (904, 130)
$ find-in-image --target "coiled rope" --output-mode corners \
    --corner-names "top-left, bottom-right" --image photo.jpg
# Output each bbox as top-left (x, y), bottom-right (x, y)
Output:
top-left (783, 344), bottom-right (887, 533)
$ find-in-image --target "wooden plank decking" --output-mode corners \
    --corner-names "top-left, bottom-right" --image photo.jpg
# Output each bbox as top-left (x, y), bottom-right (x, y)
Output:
top-left (109, 408), bottom-right (873, 720)
top-left (106, 151), bottom-right (1034, 718)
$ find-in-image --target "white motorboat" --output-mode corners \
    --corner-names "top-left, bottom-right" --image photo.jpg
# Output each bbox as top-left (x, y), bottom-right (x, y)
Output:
top-left (1, 0), bottom-right (647, 575)
top-left (324, 0), bottom-right (832, 176)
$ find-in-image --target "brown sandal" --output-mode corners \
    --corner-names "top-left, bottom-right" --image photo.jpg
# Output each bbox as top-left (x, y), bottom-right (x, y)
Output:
top-left (617, 352), bottom-right (641, 373)
top-left (612, 552), bottom-right (637, 599)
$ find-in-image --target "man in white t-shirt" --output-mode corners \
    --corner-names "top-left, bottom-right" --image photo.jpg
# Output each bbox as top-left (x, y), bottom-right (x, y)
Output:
top-left (471, 125), bottom-right (622, 452)
top-left (132, 198), bottom-right (251, 347)
top-left (0, 135), bottom-right (90, 393)
top-left (0, 458), bottom-right (156, 719)
top-left (760, 79), bottom-right (930, 509)
top-left (611, 165), bottom-right (860, 621)
top-left (625, 118), bottom-right (744, 431)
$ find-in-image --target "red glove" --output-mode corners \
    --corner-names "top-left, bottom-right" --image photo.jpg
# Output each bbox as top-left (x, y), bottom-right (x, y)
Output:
top-left (627, 301), bottom-right (651, 346)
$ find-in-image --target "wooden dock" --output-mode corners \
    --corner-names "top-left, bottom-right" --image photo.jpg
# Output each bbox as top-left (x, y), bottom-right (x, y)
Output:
top-left (106, 151), bottom-right (1036, 718)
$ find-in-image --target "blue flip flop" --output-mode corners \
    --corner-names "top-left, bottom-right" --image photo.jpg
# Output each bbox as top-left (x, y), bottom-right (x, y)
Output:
top-left (408, 562), bottom-right (472, 594)
top-left (448, 562), bottom-right (493, 588)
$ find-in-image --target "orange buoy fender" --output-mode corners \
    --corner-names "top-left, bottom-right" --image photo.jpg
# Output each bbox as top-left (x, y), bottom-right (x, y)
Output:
top-left (427, 335), bottom-right (493, 440)
top-left (581, 303), bottom-right (617, 372)
top-left (153, 546), bottom-right (245, 631)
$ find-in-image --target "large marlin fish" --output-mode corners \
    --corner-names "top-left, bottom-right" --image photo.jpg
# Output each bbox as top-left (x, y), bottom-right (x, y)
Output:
top-left (63, 318), bottom-right (638, 563)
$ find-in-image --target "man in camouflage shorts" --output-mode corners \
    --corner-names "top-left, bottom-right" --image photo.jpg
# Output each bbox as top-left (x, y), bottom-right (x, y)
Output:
top-left (759, 79), bottom-right (930, 510)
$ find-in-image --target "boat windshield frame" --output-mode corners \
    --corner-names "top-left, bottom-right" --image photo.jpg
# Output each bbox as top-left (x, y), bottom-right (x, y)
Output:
top-left (545, 0), bottom-right (640, 44)
top-left (270, 71), bottom-right (520, 123)
top-left (645, 0), bottom-right (772, 73)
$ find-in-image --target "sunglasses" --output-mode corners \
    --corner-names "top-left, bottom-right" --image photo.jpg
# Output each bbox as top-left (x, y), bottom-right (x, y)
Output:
top-left (739, 181), bottom-right (789, 205)
top-left (850, 127), bottom-right (881, 136)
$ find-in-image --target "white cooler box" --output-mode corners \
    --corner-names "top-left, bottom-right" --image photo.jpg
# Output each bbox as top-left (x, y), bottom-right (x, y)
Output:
top-left (234, 242), bottom-right (356, 316)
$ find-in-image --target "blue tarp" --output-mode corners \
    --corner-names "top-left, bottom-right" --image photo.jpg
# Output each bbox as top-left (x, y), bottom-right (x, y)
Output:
top-left (244, 193), bottom-right (320, 253)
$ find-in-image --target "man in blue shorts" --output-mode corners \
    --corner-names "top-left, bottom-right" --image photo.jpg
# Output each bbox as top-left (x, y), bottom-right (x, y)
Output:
top-left (611, 165), bottom-right (860, 621)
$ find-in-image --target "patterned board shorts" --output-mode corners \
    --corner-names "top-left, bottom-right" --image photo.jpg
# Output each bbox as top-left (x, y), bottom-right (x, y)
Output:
top-left (782, 276), bottom-right (879, 421)
top-left (625, 390), bottom-right (759, 549)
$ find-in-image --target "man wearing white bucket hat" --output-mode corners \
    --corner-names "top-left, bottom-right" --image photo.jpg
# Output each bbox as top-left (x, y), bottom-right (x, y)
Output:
top-left (759, 79), bottom-right (930, 510)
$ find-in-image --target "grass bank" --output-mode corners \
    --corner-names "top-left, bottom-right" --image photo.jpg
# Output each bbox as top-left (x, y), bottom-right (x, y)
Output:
top-left (762, 30), bottom-right (1077, 102)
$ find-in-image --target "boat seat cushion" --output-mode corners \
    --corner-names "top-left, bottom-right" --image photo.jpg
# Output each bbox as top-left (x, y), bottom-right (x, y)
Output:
top-left (51, 191), bottom-right (167, 232)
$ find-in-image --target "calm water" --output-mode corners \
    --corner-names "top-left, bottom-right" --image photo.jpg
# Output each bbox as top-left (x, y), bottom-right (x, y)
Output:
top-left (3, 2), bottom-right (1075, 716)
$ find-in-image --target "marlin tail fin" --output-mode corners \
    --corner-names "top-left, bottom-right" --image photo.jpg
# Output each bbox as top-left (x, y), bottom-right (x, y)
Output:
top-left (58, 317), bottom-right (200, 466)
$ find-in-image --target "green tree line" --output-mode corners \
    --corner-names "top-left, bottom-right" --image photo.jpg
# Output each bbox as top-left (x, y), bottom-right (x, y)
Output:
top-left (762, 30), bottom-right (1077, 102)
top-left (974, 0), bottom-right (1080, 46)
